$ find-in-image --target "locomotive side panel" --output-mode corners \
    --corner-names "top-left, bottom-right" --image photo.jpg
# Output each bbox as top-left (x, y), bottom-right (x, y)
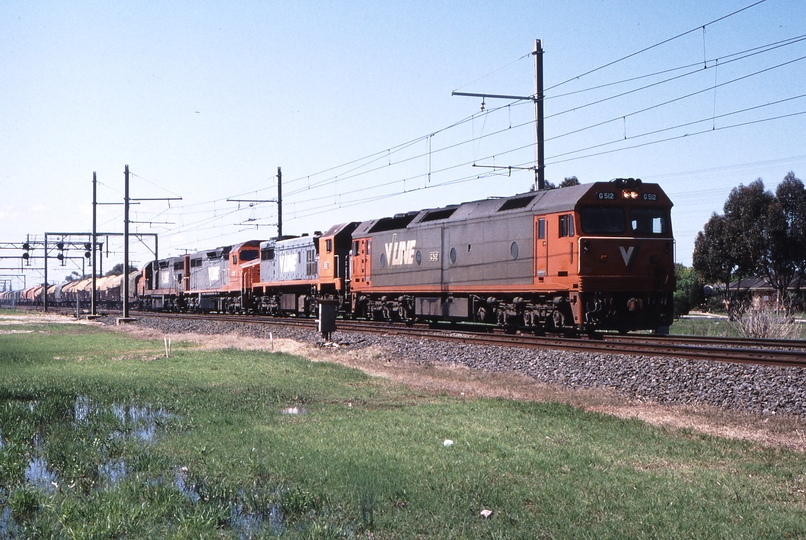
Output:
top-left (361, 226), bottom-right (443, 290)
top-left (190, 249), bottom-right (230, 292)
top-left (441, 214), bottom-right (534, 286)
top-left (274, 237), bottom-right (319, 282)
top-left (356, 214), bottom-right (536, 290)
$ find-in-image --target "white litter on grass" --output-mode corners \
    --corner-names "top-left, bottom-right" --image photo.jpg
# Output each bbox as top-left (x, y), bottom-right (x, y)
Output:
top-left (480, 509), bottom-right (493, 518)
top-left (281, 407), bottom-right (306, 415)
top-left (443, 439), bottom-right (453, 447)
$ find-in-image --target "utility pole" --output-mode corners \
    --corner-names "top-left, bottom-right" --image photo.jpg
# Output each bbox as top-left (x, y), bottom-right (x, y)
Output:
top-left (123, 165), bottom-right (130, 318)
top-left (92, 172), bottom-right (98, 316)
top-left (277, 167), bottom-right (283, 237)
top-left (43, 235), bottom-right (48, 310)
top-left (227, 166), bottom-right (283, 238)
top-left (534, 39), bottom-right (545, 191)
top-left (122, 165), bottom-right (181, 320)
top-left (452, 39), bottom-right (546, 190)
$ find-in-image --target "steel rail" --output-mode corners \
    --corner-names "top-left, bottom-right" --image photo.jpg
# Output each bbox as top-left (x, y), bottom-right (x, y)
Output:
top-left (131, 311), bottom-right (806, 369)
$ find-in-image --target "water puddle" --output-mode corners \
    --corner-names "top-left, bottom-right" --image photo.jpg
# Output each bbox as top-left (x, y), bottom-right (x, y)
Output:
top-left (98, 459), bottom-right (127, 488)
top-left (229, 498), bottom-right (285, 538)
top-left (111, 402), bottom-right (173, 443)
top-left (173, 466), bottom-right (201, 503)
top-left (0, 506), bottom-right (12, 538)
top-left (24, 457), bottom-right (58, 493)
top-left (0, 395), bottom-right (176, 535)
top-left (171, 467), bottom-right (286, 537)
top-left (1, 395), bottom-right (287, 537)
top-left (18, 396), bottom-right (175, 492)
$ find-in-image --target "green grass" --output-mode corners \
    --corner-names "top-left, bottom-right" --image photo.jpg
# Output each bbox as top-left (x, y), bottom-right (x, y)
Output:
top-left (670, 314), bottom-right (806, 339)
top-left (1, 316), bottom-right (805, 538)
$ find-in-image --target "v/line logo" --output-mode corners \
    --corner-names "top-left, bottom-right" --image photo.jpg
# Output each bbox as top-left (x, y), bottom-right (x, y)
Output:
top-left (279, 253), bottom-right (297, 273)
top-left (384, 240), bottom-right (416, 266)
top-left (619, 246), bottom-right (634, 266)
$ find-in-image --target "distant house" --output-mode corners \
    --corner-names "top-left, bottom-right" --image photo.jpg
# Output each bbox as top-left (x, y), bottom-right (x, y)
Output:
top-left (717, 277), bottom-right (806, 311)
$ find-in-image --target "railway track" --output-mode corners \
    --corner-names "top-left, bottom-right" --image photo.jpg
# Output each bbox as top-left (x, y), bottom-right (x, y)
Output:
top-left (128, 311), bottom-right (806, 369)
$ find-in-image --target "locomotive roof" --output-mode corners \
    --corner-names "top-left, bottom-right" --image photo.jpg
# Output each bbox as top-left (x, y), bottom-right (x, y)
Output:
top-left (353, 181), bottom-right (667, 235)
top-left (260, 234), bottom-right (318, 250)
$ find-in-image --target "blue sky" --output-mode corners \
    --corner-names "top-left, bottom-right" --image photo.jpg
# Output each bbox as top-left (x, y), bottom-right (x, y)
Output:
top-left (1, 0), bottom-right (804, 286)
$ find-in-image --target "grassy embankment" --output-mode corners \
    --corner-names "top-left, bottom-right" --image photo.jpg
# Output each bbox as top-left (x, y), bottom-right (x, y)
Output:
top-left (1, 314), bottom-right (805, 538)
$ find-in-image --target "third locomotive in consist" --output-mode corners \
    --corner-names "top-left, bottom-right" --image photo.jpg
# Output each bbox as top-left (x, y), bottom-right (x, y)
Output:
top-left (137, 178), bottom-right (675, 334)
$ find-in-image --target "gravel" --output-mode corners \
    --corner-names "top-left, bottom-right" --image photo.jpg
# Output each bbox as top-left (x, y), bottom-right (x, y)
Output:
top-left (118, 316), bottom-right (806, 419)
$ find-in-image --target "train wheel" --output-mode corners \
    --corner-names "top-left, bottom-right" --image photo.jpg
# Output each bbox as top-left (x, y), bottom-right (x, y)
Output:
top-left (551, 309), bottom-right (565, 330)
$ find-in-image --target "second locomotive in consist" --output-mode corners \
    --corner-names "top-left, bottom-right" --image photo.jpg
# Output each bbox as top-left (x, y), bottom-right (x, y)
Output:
top-left (138, 178), bottom-right (675, 334)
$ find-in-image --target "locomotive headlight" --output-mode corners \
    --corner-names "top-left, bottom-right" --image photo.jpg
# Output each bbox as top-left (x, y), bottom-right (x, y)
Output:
top-left (622, 190), bottom-right (638, 199)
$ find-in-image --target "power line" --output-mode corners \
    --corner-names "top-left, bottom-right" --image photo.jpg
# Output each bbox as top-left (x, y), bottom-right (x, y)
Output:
top-left (544, 55), bottom-right (806, 144)
top-left (139, 2), bottom-right (798, 250)
top-left (546, 110), bottom-right (806, 166)
top-left (546, 95), bottom-right (806, 161)
top-left (547, 34), bottom-right (806, 101)
top-left (546, 0), bottom-right (768, 92)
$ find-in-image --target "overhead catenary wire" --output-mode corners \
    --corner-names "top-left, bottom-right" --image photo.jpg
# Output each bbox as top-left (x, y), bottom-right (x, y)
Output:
top-left (545, 110), bottom-right (806, 166)
top-left (133, 0), bottom-right (798, 256)
top-left (545, 0), bottom-right (768, 92)
top-left (546, 94), bottom-right (806, 161)
top-left (141, 29), bottom-right (804, 226)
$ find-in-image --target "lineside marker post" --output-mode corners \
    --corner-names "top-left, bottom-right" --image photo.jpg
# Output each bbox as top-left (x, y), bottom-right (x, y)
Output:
top-left (318, 300), bottom-right (338, 342)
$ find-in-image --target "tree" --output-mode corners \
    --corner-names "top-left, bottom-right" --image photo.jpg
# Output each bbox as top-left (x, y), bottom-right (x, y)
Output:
top-left (673, 264), bottom-right (696, 317)
top-left (722, 179), bottom-right (773, 279)
top-left (672, 263), bottom-right (704, 316)
top-left (542, 176), bottom-right (580, 190)
top-left (775, 172), bottom-right (806, 300)
top-left (105, 263), bottom-right (139, 276)
top-left (559, 176), bottom-right (580, 188)
top-left (693, 213), bottom-right (743, 317)
top-left (693, 172), bottom-right (805, 315)
top-left (760, 199), bottom-right (796, 308)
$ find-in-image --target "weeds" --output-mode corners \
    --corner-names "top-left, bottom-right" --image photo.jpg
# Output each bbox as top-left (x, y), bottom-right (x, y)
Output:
top-left (730, 307), bottom-right (802, 339)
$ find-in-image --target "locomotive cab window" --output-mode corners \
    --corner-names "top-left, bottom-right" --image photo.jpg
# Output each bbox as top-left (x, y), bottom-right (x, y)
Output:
top-left (537, 218), bottom-right (546, 239)
top-left (240, 249), bottom-right (259, 262)
top-left (559, 214), bottom-right (575, 237)
top-left (325, 239), bottom-right (333, 253)
top-left (630, 208), bottom-right (667, 235)
top-left (580, 207), bottom-right (626, 234)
